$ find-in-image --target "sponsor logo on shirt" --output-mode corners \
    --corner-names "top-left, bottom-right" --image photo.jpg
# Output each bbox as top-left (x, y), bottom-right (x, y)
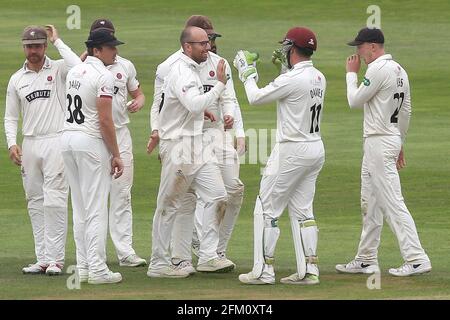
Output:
top-left (116, 73), bottom-right (122, 79)
top-left (25, 90), bottom-right (50, 102)
top-left (203, 84), bottom-right (213, 93)
top-left (363, 77), bottom-right (371, 86)
top-left (209, 70), bottom-right (215, 77)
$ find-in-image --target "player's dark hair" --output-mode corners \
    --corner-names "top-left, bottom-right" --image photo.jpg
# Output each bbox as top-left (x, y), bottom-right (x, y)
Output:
top-left (294, 45), bottom-right (313, 58)
top-left (87, 46), bottom-right (103, 56)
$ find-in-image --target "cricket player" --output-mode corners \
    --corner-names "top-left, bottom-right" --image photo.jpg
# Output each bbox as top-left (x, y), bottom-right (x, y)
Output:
top-left (4, 26), bottom-right (81, 276)
top-left (148, 16), bottom-right (245, 273)
top-left (335, 27), bottom-right (431, 276)
top-left (235, 27), bottom-right (326, 285)
top-left (61, 29), bottom-right (124, 284)
top-left (89, 19), bottom-right (147, 268)
top-left (147, 26), bottom-right (234, 278)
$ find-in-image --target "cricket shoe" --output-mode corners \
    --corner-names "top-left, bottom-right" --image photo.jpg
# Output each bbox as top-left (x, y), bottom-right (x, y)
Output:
top-left (389, 261), bottom-right (432, 277)
top-left (280, 273), bottom-right (319, 285)
top-left (217, 251), bottom-right (236, 271)
top-left (77, 268), bottom-right (89, 283)
top-left (147, 265), bottom-right (191, 278)
top-left (238, 271), bottom-right (274, 285)
top-left (119, 254), bottom-right (147, 267)
top-left (197, 257), bottom-right (235, 273)
top-left (88, 271), bottom-right (122, 284)
top-left (22, 262), bottom-right (48, 275)
top-left (172, 260), bottom-right (196, 275)
top-left (45, 263), bottom-right (63, 276)
top-left (335, 259), bottom-right (380, 274)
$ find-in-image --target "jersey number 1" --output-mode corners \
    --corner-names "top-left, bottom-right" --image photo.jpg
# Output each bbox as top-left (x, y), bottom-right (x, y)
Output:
top-left (66, 94), bottom-right (85, 124)
top-left (310, 104), bottom-right (322, 133)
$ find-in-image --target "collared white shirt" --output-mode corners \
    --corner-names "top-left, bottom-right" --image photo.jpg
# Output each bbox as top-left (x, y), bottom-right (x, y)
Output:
top-left (63, 56), bottom-right (114, 138)
top-left (5, 55), bottom-right (70, 148)
top-left (158, 53), bottom-right (225, 140)
top-left (107, 56), bottom-right (140, 129)
top-left (150, 49), bottom-right (245, 137)
top-left (244, 60), bottom-right (326, 143)
top-left (346, 54), bottom-right (411, 141)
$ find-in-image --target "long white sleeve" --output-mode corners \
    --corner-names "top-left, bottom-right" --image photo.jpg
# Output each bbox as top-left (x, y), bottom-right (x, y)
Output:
top-left (53, 38), bottom-right (82, 77)
top-left (398, 85), bottom-right (411, 143)
top-left (4, 78), bottom-right (20, 149)
top-left (233, 105), bottom-right (245, 138)
top-left (243, 74), bottom-right (292, 106)
top-left (346, 68), bottom-right (383, 109)
top-left (150, 71), bottom-right (164, 131)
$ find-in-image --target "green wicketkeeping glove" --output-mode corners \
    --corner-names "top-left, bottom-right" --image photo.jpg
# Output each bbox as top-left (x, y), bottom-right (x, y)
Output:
top-left (271, 48), bottom-right (288, 74)
top-left (233, 50), bottom-right (260, 82)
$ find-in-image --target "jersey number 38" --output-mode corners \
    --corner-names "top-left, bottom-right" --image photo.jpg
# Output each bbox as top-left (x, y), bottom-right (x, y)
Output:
top-left (66, 94), bottom-right (85, 124)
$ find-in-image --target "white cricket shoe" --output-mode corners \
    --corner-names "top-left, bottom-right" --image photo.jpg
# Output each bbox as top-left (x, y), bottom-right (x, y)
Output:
top-left (217, 252), bottom-right (236, 271)
top-left (197, 257), bottom-right (235, 273)
top-left (147, 265), bottom-right (191, 278)
top-left (335, 259), bottom-right (380, 274)
top-left (88, 271), bottom-right (122, 284)
top-left (45, 263), bottom-right (63, 276)
top-left (280, 273), bottom-right (319, 285)
top-left (77, 268), bottom-right (89, 283)
top-left (173, 260), bottom-right (196, 275)
top-left (119, 254), bottom-right (147, 267)
top-left (238, 271), bottom-right (274, 285)
top-left (22, 262), bottom-right (48, 275)
top-left (389, 261), bottom-right (432, 277)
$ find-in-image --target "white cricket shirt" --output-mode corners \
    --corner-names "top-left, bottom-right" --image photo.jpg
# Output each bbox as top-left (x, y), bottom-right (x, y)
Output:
top-left (244, 60), bottom-right (326, 143)
top-left (158, 53), bottom-right (225, 140)
top-left (346, 54), bottom-right (411, 142)
top-left (151, 49), bottom-right (245, 137)
top-left (63, 56), bottom-right (114, 138)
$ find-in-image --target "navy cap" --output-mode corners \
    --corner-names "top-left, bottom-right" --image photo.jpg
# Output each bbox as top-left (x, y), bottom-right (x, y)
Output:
top-left (347, 27), bottom-right (384, 46)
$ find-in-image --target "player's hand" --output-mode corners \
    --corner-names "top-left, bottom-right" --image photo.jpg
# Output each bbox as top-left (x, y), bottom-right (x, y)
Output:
top-left (346, 54), bottom-right (361, 73)
top-left (233, 50), bottom-right (259, 82)
top-left (8, 145), bottom-right (22, 166)
top-left (223, 115), bottom-right (234, 129)
top-left (216, 59), bottom-right (228, 85)
top-left (204, 110), bottom-right (216, 122)
top-left (235, 137), bottom-right (246, 156)
top-left (396, 147), bottom-right (406, 170)
top-left (126, 99), bottom-right (142, 113)
top-left (111, 156), bottom-right (124, 179)
top-left (45, 25), bottom-right (59, 43)
top-left (272, 48), bottom-right (288, 72)
top-left (147, 130), bottom-right (160, 155)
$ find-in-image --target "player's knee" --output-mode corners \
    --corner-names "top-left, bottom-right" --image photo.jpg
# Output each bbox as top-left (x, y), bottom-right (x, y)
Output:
top-left (361, 198), bottom-right (368, 216)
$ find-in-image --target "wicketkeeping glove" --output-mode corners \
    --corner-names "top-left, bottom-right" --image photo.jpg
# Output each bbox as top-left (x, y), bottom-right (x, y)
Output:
top-left (233, 50), bottom-right (259, 83)
top-left (271, 48), bottom-right (289, 74)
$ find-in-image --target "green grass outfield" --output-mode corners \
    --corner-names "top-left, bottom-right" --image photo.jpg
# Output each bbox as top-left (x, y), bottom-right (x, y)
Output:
top-left (0, 0), bottom-right (449, 300)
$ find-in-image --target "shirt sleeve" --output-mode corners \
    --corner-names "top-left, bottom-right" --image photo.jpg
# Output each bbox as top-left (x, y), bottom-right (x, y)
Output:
top-left (346, 66), bottom-right (384, 109)
top-left (175, 70), bottom-right (225, 115)
top-left (218, 60), bottom-right (237, 117)
top-left (126, 61), bottom-right (140, 92)
top-left (97, 72), bottom-right (114, 98)
top-left (150, 65), bottom-right (165, 131)
top-left (233, 105), bottom-right (245, 137)
top-left (243, 73), bottom-right (293, 105)
top-left (398, 77), bottom-right (411, 143)
top-left (53, 38), bottom-right (82, 78)
top-left (4, 78), bottom-right (20, 149)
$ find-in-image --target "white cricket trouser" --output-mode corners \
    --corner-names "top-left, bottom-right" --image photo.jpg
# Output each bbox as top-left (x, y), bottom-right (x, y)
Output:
top-left (61, 131), bottom-right (112, 277)
top-left (355, 135), bottom-right (429, 264)
top-left (150, 137), bottom-right (227, 270)
top-left (21, 135), bottom-right (68, 266)
top-left (172, 129), bottom-right (244, 261)
top-left (109, 126), bottom-right (135, 260)
top-left (252, 140), bottom-right (324, 279)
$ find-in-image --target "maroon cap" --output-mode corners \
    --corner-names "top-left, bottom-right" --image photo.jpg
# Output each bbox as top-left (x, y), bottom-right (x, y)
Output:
top-left (22, 26), bottom-right (47, 45)
top-left (90, 18), bottom-right (115, 33)
top-left (280, 27), bottom-right (317, 51)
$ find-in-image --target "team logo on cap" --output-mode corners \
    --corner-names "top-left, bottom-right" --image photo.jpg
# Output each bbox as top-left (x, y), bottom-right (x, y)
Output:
top-left (209, 70), bottom-right (215, 77)
top-left (308, 39), bottom-right (315, 46)
top-left (116, 73), bottom-right (122, 79)
top-left (30, 31), bottom-right (35, 37)
top-left (47, 76), bottom-right (52, 81)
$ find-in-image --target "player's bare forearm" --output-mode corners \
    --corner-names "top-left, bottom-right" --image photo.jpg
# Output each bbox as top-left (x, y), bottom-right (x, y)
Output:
top-left (147, 130), bottom-right (159, 154)
top-left (128, 88), bottom-right (145, 113)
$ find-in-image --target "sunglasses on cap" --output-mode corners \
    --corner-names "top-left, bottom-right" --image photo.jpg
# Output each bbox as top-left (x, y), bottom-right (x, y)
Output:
top-left (207, 33), bottom-right (221, 41)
